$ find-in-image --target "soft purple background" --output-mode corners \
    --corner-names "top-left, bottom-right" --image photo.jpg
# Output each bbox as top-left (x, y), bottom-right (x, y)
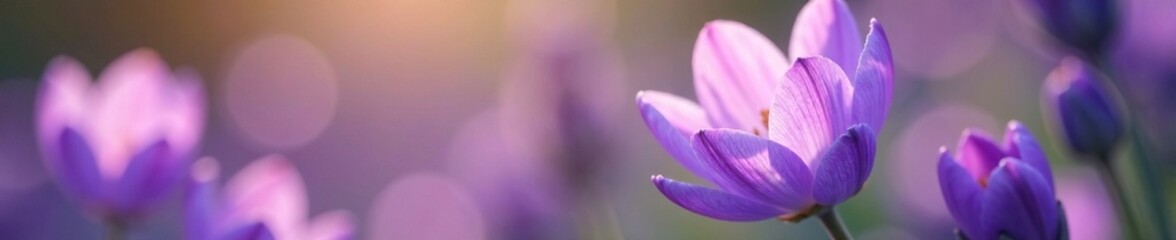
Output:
top-left (0, 0), bottom-right (1147, 239)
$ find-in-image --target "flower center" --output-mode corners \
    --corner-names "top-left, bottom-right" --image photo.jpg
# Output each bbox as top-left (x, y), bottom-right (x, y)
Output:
top-left (753, 108), bottom-right (769, 136)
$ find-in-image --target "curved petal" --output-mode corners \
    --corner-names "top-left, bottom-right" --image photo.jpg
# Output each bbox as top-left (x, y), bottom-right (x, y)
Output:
top-left (692, 129), bottom-right (814, 210)
top-left (91, 49), bottom-right (173, 178)
top-left (222, 155), bottom-right (308, 240)
top-left (158, 68), bottom-right (206, 157)
top-left (789, 0), bottom-right (863, 71)
top-left (768, 56), bottom-right (853, 162)
top-left (96, 49), bottom-right (170, 96)
top-left (937, 149), bottom-right (990, 240)
top-left (36, 56), bottom-right (92, 156)
top-left (113, 140), bottom-right (176, 215)
top-left (981, 158), bottom-right (1059, 240)
top-left (1055, 201), bottom-right (1070, 240)
top-left (636, 91), bottom-right (715, 181)
top-left (49, 128), bottom-right (107, 207)
top-left (308, 210), bottom-right (356, 240)
top-left (850, 19), bottom-right (894, 132)
top-left (219, 222), bottom-right (276, 240)
top-left (652, 175), bottom-right (785, 221)
top-left (955, 129), bottom-right (1006, 182)
top-left (812, 124), bottom-right (876, 206)
top-left (693, 20), bottom-right (788, 132)
top-left (1002, 121), bottom-right (1055, 190)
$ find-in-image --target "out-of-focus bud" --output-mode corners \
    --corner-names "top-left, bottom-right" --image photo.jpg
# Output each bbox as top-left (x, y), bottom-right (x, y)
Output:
top-left (1028, 0), bottom-right (1118, 57)
top-left (1043, 57), bottom-right (1123, 158)
top-left (36, 49), bottom-right (206, 222)
top-left (184, 156), bottom-right (354, 240)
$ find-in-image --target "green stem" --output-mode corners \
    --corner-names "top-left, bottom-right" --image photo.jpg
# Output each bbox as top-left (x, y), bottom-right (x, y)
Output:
top-left (1127, 128), bottom-right (1172, 240)
top-left (817, 207), bottom-right (853, 240)
top-left (1094, 157), bottom-right (1142, 240)
top-left (573, 183), bottom-right (623, 240)
top-left (1092, 57), bottom-right (1172, 240)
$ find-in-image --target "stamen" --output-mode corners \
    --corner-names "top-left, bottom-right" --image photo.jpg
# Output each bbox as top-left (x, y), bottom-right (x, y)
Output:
top-left (751, 108), bottom-right (770, 136)
top-left (760, 109), bottom-right (770, 130)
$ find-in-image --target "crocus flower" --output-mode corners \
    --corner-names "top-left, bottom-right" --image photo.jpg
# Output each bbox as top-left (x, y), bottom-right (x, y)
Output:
top-left (938, 121), bottom-right (1064, 240)
top-left (186, 155), bottom-right (354, 240)
top-left (637, 0), bottom-right (893, 221)
top-left (1043, 57), bottom-right (1122, 158)
top-left (35, 49), bottom-right (205, 220)
top-left (887, 104), bottom-right (1000, 239)
top-left (1023, 0), bottom-right (1118, 57)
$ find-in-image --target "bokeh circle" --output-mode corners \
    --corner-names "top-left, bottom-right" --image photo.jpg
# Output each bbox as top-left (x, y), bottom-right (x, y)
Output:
top-left (368, 173), bottom-right (486, 240)
top-left (889, 104), bottom-right (1000, 223)
top-left (223, 35), bottom-right (338, 151)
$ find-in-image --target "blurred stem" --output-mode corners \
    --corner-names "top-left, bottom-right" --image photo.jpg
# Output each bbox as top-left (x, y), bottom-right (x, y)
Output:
top-left (1092, 56), bottom-right (1173, 240)
top-left (574, 183), bottom-right (624, 240)
top-left (1094, 156), bottom-right (1142, 240)
top-left (817, 207), bottom-right (853, 240)
top-left (1126, 127), bottom-right (1172, 240)
top-left (104, 218), bottom-right (127, 240)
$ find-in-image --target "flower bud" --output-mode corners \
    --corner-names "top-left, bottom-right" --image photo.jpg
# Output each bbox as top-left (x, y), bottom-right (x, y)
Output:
top-left (938, 122), bottom-right (1064, 240)
top-left (1044, 57), bottom-right (1123, 158)
top-left (1028, 0), bottom-right (1118, 56)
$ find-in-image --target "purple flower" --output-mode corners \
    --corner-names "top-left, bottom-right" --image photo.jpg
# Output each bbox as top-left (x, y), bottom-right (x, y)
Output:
top-left (1024, 0), bottom-right (1118, 56)
top-left (886, 104), bottom-right (1000, 238)
top-left (185, 156), bottom-right (354, 240)
top-left (35, 49), bottom-right (205, 220)
top-left (1043, 57), bottom-right (1122, 158)
top-left (636, 0), bottom-right (893, 221)
top-left (938, 121), bottom-right (1063, 240)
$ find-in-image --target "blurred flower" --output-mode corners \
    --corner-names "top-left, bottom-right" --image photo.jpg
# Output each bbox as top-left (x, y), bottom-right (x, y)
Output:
top-left (185, 156), bottom-right (353, 240)
top-left (498, 0), bottom-right (626, 190)
top-left (445, 1), bottom-right (624, 238)
top-left (1043, 56), bottom-right (1122, 158)
top-left (445, 109), bottom-right (573, 239)
top-left (938, 121), bottom-right (1062, 240)
top-left (483, 1), bottom-right (625, 237)
top-left (637, 0), bottom-right (894, 220)
top-left (1109, 0), bottom-right (1176, 163)
top-left (35, 49), bottom-right (205, 221)
top-left (1023, 0), bottom-right (1118, 57)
